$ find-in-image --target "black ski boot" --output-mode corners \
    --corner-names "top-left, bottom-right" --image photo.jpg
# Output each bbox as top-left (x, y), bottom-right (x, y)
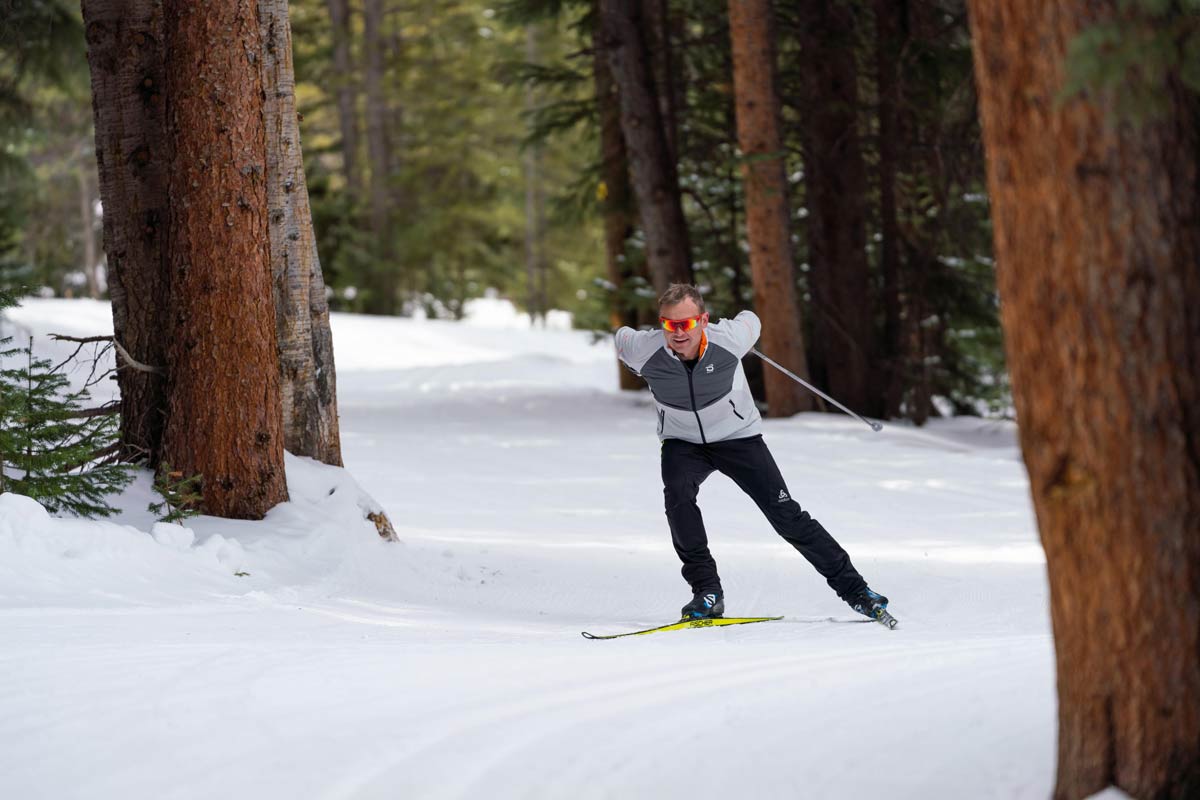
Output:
top-left (681, 590), bottom-right (724, 620)
top-left (848, 587), bottom-right (898, 629)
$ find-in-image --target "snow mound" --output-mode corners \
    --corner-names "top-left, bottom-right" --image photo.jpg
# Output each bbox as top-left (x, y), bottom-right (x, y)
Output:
top-left (0, 454), bottom-right (393, 609)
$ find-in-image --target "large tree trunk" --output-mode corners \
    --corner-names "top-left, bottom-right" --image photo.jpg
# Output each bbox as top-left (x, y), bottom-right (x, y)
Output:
top-left (81, 0), bottom-right (171, 464)
top-left (363, 0), bottom-right (396, 315)
top-left (599, 0), bottom-right (692, 294)
top-left (968, 2), bottom-right (1200, 797)
top-left (727, 0), bottom-right (812, 417)
top-left (258, 0), bottom-right (343, 467)
top-left (593, 6), bottom-right (643, 391)
top-left (160, 0), bottom-right (288, 519)
top-left (326, 0), bottom-right (360, 197)
top-left (798, 0), bottom-right (874, 417)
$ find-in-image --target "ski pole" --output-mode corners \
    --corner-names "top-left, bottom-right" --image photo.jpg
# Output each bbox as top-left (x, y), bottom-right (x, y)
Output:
top-left (750, 348), bottom-right (883, 432)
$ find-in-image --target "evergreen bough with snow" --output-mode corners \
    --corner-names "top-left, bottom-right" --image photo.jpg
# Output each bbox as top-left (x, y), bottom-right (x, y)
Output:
top-left (0, 291), bottom-right (134, 517)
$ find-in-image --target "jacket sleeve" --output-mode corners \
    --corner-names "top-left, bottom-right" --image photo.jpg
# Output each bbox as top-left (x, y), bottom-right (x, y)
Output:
top-left (614, 326), bottom-right (662, 373)
top-left (720, 310), bottom-right (762, 357)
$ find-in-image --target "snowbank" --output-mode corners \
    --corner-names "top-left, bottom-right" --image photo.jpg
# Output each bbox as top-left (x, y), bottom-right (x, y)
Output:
top-left (0, 454), bottom-right (391, 610)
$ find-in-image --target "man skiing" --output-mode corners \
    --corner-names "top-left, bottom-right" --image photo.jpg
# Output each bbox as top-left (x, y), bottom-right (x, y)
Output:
top-left (614, 283), bottom-right (891, 623)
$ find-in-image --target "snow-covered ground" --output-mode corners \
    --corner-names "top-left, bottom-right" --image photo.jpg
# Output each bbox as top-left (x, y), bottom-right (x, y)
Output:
top-left (0, 298), bottom-right (1059, 799)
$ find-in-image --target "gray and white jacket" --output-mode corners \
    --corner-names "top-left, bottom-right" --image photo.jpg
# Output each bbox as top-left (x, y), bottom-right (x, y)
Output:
top-left (615, 311), bottom-right (762, 444)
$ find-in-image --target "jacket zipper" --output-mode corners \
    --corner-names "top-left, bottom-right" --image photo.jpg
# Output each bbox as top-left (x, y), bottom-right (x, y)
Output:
top-left (729, 399), bottom-right (745, 420)
top-left (686, 364), bottom-right (707, 444)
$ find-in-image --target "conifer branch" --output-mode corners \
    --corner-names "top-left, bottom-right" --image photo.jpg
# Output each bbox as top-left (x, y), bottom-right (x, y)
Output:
top-left (67, 402), bottom-right (120, 419)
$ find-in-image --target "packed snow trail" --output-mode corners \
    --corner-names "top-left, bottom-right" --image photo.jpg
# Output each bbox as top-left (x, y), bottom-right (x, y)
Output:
top-left (0, 299), bottom-right (1057, 799)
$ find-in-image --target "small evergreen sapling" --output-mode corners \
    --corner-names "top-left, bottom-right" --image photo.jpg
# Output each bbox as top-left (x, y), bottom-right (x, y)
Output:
top-left (0, 290), bottom-right (22, 492)
top-left (0, 333), bottom-right (134, 516)
top-left (148, 462), bottom-right (203, 524)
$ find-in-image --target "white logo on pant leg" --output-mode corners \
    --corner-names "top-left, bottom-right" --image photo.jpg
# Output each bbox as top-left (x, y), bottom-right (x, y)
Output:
top-left (778, 489), bottom-right (789, 502)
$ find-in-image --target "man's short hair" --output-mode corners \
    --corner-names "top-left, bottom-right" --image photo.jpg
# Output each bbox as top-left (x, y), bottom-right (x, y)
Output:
top-left (658, 283), bottom-right (706, 313)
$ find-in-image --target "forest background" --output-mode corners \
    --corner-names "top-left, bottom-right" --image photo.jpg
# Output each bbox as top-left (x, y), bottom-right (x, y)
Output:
top-left (1, 0), bottom-right (1003, 426)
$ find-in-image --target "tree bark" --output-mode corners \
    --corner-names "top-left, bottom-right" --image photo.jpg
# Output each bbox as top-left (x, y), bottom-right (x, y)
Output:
top-left (798, 0), bottom-right (874, 417)
top-left (968, 1), bottom-right (1200, 796)
top-left (77, 151), bottom-right (101, 299)
top-left (81, 0), bottom-right (171, 464)
top-left (326, 0), bottom-right (360, 197)
top-left (874, 0), bottom-right (906, 420)
top-left (599, 0), bottom-right (692, 294)
top-left (644, 0), bottom-right (679, 167)
top-left (363, 0), bottom-right (396, 315)
top-left (161, 0), bottom-right (288, 519)
top-left (524, 25), bottom-right (546, 327)
top-left (727, 0), bottom-right (812, 417)
top-left (593, 6), bottom-right (643, 391)
top-left (258, 0), bottom-right (343, 467)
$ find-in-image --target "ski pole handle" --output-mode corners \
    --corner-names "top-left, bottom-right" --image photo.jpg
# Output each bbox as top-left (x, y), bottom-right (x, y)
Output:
top-left (750, 348), bottom-right (883, 433)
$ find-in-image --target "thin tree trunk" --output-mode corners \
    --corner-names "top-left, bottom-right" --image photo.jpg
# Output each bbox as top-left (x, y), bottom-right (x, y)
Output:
top-left (798, 0), bottom-right (874, 417)
top-left (81, 0), bottom-right (170, 464)
top-left (728, 0), bottom-right (812, 416)
top-left (904, 242), bottom-right (933, 425)
top-left (522, 136), bottom-right (543, 326)
top-left (363, 0), bottom-right (395, 315)
top-left (593, 5), bottom-right (642, 391)
top-left (326, 0), bottom-right (360, 197)
top-left (875, 0), bottom-right (906, 419)
top-left (258, 0), bottom-right (343, 467)
top-left (968, 1), bottom-right (1200, 796)
top-left (599, 0), bottom-right (692, 294)
top-left (77, 152), bottom-right (100, 298)
top-left (161, 0), bottom-right (288, 519)
top-left (524, 24), bottom-right (545, 327)
top-left (644, 0), bottom-right (679, 166)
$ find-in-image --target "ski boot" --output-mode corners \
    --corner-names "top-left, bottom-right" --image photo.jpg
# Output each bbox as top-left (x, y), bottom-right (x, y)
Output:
top-left (681, 590), bottom-right (724, 620)
top-left (849, 587), bottom-right (898, 629)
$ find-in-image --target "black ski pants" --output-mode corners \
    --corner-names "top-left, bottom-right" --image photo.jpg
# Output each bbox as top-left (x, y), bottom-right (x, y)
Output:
top-left (661, 434), bottom-right (867, 601)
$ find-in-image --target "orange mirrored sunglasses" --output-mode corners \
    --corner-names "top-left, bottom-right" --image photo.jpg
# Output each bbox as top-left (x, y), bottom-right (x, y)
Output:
top-left (659, 315), bottom-right (704, 333)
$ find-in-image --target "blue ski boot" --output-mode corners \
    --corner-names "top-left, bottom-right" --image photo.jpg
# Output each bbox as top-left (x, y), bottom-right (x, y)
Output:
top-left (681, 590), bottom-right (724, 619)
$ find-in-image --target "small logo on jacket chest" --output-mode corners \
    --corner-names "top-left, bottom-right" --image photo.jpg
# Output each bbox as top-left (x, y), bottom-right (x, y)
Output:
top-left (705, 364), bottom-right (714, 373)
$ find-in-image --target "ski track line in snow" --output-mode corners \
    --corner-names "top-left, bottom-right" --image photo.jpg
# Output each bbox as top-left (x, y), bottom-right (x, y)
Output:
top-left (319, 636), bottom-right (1046, 800)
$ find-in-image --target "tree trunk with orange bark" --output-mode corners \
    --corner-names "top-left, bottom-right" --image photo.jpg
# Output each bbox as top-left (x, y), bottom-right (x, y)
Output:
top-left (968, 1), bottom-right (1200, 796)
top-left (160, 0), bottom-right (288, 519)
top-left (727, 0), bottom-right (812, 417)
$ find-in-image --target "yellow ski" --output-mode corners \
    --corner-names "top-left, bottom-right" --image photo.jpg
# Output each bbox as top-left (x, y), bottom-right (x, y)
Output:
top-left (581, 616), bottom-right (783, 640)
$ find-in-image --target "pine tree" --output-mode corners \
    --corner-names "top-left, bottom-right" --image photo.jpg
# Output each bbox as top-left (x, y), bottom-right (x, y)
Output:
top-left (728, 0), bottom-right (814, 417)
top-left (0, 300), bottom-right (133, 516)
top-left (159, 0), bottom-right (289, 520)
top-left (969, 0), bottom-right (1200, 794)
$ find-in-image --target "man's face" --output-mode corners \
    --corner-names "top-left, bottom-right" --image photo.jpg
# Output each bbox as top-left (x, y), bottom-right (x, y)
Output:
top-left (659, 299), bottom-right (708, 360)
